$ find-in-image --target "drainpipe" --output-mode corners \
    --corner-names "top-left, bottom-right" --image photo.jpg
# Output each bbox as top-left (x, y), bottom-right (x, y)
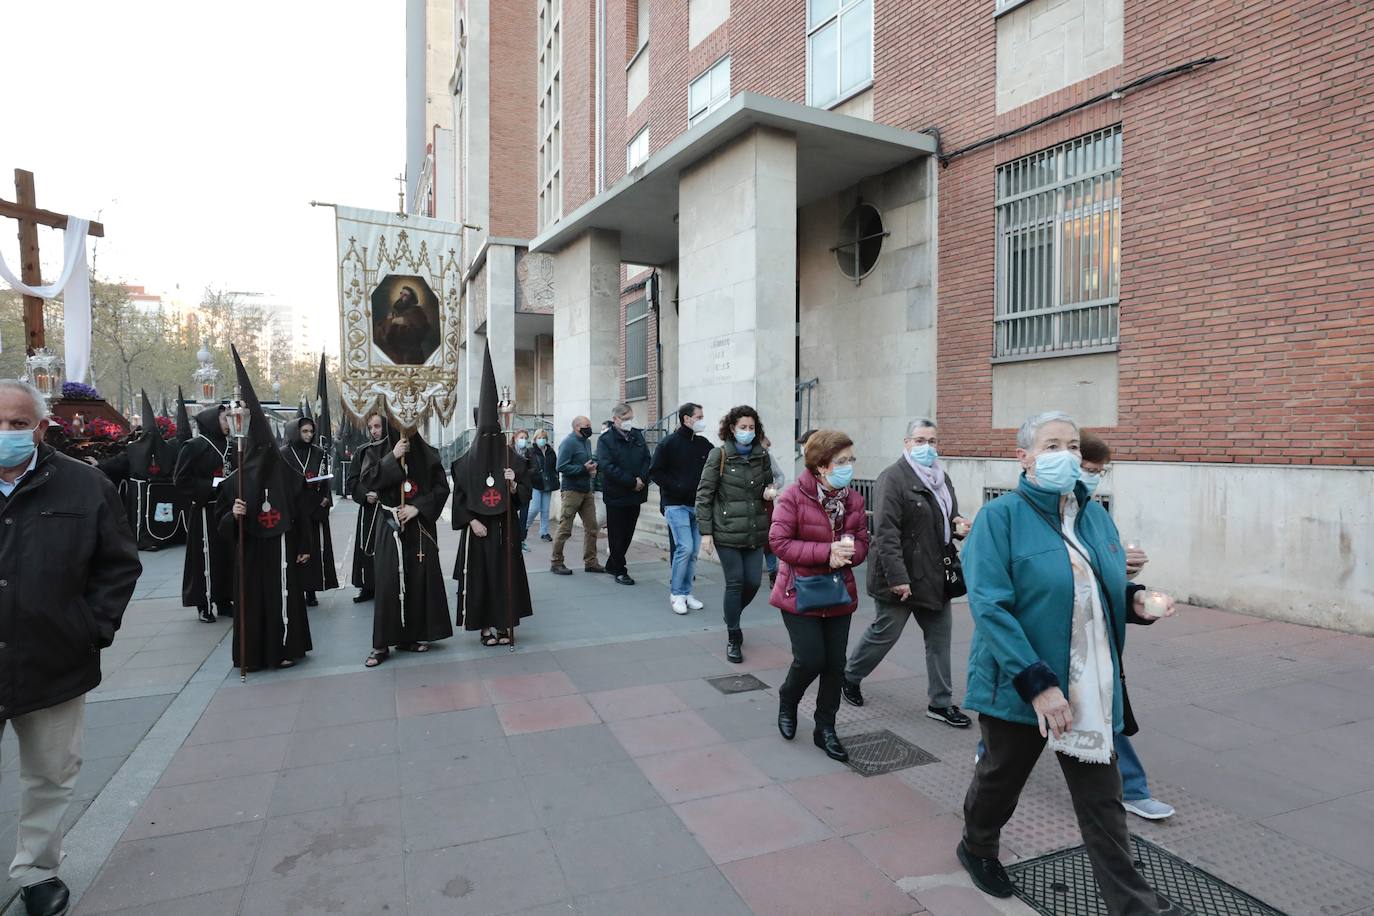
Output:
top-left (595, 0), bottom-right (605, 194)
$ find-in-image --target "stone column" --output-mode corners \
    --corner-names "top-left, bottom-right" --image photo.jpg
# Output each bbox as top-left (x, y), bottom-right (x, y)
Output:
top-left (553, 229), bottom-right (622, 439)
top-left (678, 127), bottom-right (797, 443)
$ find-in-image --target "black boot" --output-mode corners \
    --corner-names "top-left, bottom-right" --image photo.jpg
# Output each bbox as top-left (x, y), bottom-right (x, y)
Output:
top-left (352, 590), bottom-right (374, 604)
top-left (20, 877), bottom-right (70, 916)
top-left (197, 606), bottom-right (215, 623)
top-left (305, 591), bottom-right (319, 607)
top-left (813, 726), bottom-right (848, 762)
top-left (956, 841), bottom-right (1015, 898)
top-left (778, 702), bottom-right (798, 740)
top-left (726, 629), bottom-right (743, 664)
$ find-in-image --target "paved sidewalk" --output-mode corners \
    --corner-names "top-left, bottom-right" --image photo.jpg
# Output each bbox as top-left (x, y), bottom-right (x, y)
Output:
top-left (9, 504), bottom-right (1374, 915)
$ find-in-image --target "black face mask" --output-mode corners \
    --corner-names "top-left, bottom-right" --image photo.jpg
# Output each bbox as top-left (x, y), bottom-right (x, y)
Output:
top-left (578, 427), bottom-right (593, 439)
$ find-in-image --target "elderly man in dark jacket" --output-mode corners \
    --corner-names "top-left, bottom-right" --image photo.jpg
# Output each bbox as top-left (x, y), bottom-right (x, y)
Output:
top-left (842, 418), bottom-right (972, 728)
top-left (596, 403), bottom-right (651, 586)
top-left (0, 380), bottom-right (141, 916)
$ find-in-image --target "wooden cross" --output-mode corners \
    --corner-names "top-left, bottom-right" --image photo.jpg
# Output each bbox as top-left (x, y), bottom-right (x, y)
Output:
top-left (0, 169), bottom-right (104, 354)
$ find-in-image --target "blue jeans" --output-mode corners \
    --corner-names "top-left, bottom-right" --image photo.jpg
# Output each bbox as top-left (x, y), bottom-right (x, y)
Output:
top-left (527, 489), bottom-right (553, 538)
top-left (974, 734), bottom-right (1151, 800)
top-left (664, 506), bottom-right (700, 597)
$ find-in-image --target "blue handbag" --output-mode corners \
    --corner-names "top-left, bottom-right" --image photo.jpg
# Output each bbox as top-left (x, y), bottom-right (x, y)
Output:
top-left (794, 571), bottom-right (850, 612)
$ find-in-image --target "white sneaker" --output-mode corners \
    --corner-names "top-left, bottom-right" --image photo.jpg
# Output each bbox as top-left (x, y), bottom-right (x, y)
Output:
top-left (685, 595), bottom-right (704, 610)
top-left (670, 596), bottom-right (689, 615)
top-left (1123, 797), bottom-right (1175, 820)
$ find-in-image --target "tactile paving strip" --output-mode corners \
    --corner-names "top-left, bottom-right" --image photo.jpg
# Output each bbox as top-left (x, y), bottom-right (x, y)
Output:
top-left (1010, 836), bottom-right (1285, 916)
top-left (839, 728), bottom-right (938, 777)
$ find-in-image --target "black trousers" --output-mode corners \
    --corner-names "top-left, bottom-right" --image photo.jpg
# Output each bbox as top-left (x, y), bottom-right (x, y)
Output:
top-left (717, 546), bottom-right (763, 631)
top-left (778, 612), bottom-right (852, 729)
top-left (604, 504), bottom-right (641, 575)
top-left (964, 715), bottom-right (1163, 916)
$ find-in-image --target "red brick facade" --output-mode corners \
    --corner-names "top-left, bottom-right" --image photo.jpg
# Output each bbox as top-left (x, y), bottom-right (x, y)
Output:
top-left (489, 3), bottom-right (538, 240)
top-left (553, 0), bottom-right (1373, 466)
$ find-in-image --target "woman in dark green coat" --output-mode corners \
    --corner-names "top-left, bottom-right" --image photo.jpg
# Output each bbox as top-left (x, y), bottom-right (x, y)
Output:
top-left (697, 405), bottom-right (777, 663)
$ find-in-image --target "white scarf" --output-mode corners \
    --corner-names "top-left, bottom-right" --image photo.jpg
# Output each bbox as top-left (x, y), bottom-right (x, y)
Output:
top-left (905, 454), bottom-right (953, 543)
top-left (1047, 495), bottom-right (1115, 764)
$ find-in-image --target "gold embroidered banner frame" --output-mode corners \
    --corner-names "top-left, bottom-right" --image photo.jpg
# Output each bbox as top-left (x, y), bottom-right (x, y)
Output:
top-left (334, 206), bottom-right (462, 433)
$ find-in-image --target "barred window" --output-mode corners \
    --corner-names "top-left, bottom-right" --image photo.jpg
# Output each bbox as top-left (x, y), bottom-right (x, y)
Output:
top-left (625, 294), bottom-right (649, 402)
top-left (994, 127), bottom-right (1121, 360)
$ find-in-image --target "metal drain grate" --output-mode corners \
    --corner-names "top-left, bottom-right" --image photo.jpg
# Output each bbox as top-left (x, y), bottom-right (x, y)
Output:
top-left (840, 729), bottom-right (938, 777)
top-left (1009, 835), bottom-right (1286, 916)
top-left (704, 673), bottom-right (769, 694)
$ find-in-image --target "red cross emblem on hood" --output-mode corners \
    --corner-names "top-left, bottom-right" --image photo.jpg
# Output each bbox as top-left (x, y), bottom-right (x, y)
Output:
top-left (481, 487), bottom-right (503, 508)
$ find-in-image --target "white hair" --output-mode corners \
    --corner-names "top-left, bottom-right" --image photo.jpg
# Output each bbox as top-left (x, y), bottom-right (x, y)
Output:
top-left (611, 402), bottom-right (633, 420)
top-left (0, 380), bottom-right (48, 422)
top-left (1017, 411), bottom-right (1078, 450)
top-left (906, 417), bottom-right (937, 437)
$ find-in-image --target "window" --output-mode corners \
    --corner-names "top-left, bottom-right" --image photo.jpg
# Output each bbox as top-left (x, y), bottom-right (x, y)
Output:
top-left (807, 0), bottom-right (872, 109)
top-left (624, 294), bottom-right (649, 401)
top-left (636, 0), bottom-right (650, 50)
top-left (688, 56), bottom-right (731, 126)
top-left (626, 128), bottom-right (650, 171)
top-left (834, 202), bottom-right (886, 283)
top-left (994, 126), bottom-right (1122, 360)
top-left (537, 0), bottom-right (562, 230)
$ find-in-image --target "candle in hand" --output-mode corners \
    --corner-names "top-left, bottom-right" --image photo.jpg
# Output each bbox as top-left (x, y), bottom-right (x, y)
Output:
top-left (1143, 590), bottom-right (1170, 618)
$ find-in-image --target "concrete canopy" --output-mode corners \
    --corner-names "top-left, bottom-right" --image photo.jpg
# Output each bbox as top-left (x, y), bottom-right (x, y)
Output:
top-left (528, 92), bottom-right (938, 266)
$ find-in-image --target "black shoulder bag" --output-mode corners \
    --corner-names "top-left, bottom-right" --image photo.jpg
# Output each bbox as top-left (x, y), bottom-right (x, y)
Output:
top-left (1014, 491), bottom-right (1139, 737)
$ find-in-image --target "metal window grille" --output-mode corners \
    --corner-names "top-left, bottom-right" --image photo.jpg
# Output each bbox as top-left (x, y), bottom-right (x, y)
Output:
top-left (994, 126), bottom-right (1121, 360)
top-left (625, 295), bottom-right (649, 401)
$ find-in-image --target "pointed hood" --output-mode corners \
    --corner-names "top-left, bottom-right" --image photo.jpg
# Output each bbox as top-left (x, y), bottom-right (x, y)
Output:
top-left (175, 387), bottom-right (194, 444)
top-left (159, 395), bottom-right (170, 419)
top-left (459, 342), bottom-right (513, 516)
top-left (230, 345), bottom-right (295, 538)
top-left (194, 402), bottom-right (227, 442)
top-left (315, 352), bottom-right (333, 458)
top-left (125, 389), bottom-right (177, 480)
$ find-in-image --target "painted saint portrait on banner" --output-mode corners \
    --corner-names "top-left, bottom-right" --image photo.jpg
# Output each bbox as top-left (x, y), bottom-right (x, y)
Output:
top-left (370, 275), bottom-right (441, 365)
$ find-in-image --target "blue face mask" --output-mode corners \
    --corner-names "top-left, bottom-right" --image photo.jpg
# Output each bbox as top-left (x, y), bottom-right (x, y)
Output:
top-left (826, 464), bottom-right (854, 489)
top-left (0, 429), bottom-right (37, 468)
top-left (515, 438), bottom-right (528, 451)
top-left (1033, 450), bottom-right (1081, 494)
top-left (1080, 472), bottom-right (1101, 496)
top-left (535, 438), bottom-right (546, 448)
top-left (734, 429), bottom-right (755, 447)
top-left (908, 444), bottom-right (937, 467)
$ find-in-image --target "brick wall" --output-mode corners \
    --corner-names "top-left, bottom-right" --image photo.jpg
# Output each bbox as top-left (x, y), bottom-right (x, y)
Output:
top-left (489, 3), bottom-right (538, 239)
top-left (552, 0), bottom-right (1373, 466)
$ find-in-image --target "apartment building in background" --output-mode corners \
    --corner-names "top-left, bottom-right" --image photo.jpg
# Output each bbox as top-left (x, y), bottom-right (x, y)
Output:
top-left (412, 0), bottom-right (1373, 629)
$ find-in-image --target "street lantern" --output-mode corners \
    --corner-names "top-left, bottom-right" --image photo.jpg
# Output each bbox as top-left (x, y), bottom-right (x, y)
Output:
top-left (24, 348), bottom-right (63, 405)
top-left (193, 340), bottom-right (220, 402)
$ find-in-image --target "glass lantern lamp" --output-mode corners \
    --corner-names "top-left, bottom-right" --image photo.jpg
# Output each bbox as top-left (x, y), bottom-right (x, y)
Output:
top-left (24, 348), bottom-right (63, 405)
top-left (227, 388), bottom-right (249, 440)
top-left (193, 340), bottom-right (220, 403)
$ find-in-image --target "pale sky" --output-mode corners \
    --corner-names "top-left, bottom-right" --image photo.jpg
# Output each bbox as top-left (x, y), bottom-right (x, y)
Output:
top-left (0, 0), bottom-right (406, 354)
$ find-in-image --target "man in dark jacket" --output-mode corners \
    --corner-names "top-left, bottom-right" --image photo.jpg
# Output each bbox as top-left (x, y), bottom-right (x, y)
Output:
top-left (549, 416), bottom-right (604, 575)
top-left (0, 380), bottom-right (141, 916)
top-left (842, 418), bottom-right (972, 728)
top-left (649, 402), bottom-right (712, 613)
top-left (596, 403), bottom-right (651, 585)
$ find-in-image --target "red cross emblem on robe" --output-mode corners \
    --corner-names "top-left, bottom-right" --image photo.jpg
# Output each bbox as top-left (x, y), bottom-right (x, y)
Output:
top-left (257, 508), bottom-right (282, 529)
top-left (402, 479), bottom-right (419, 498)
top-left (148, 463), bottom-right (161, 477)
top-left (481, 487), bottom-right (503, 508)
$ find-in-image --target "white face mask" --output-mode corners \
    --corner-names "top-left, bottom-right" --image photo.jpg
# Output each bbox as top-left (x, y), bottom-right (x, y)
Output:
top-left (691, 418), bottom-right (707, 434)
top-left (618, 418), bottom-right (634, 432)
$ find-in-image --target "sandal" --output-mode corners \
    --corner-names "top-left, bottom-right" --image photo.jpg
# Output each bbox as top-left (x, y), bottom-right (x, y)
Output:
top-left (480, 631), bottom-right (500, 647)
top-left (495, 630), bottom-right (513, 646)
top-left (277, 659), bottom-right (296, 669)
top-left (397, 642), bottom-right (431, 653)
top-left (365, 649), bottom-right (389, 668)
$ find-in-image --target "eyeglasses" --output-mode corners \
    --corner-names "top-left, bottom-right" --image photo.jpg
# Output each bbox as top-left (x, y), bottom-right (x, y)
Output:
top-left (906, 436), bottom-right (937, 446)
top-left (1082, 464), bottom-right (1111, 476)
top-left (832, 456), bottom-right (858, 466)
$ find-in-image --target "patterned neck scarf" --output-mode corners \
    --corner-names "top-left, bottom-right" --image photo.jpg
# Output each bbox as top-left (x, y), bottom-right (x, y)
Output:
top-left (817, 482), bottom-right (848, 531)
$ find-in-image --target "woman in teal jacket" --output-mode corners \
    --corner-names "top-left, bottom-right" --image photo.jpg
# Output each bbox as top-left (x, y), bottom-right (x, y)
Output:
top-left (955, 412), bottom-right (1178, 916)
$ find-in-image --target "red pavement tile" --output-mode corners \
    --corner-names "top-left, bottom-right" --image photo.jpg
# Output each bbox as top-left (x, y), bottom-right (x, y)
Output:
top-left (609, 710), bottom-right (726, 757)
top-left (394, 682), bottom-right (487, 718)
top-left (848, 813), bottom-right (966, 882)
top-left (672, 785), bottom-right (833, 864)
top-left (786, 771), bottom-right (943, 837)
top-left (483, 670), bottom-right (579, 704)
top-left (637, 744), bottom-right (771, 803)
top-left (496, 694), bottom-right (601, 736)
top-left (709, 643), bottom-right (796, 672)
top-left (586, 684), bottom-right (690, 722)
top-left (721, 837), bottom-right (918, 916)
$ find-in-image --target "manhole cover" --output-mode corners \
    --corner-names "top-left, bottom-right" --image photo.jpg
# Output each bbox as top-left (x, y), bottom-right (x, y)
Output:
top-left (1009, 836), bottom-right (1286, 916)
top-left (840, 729), bottom-right (937, 777)
top-left (705, 673), bottom-right (768, 694)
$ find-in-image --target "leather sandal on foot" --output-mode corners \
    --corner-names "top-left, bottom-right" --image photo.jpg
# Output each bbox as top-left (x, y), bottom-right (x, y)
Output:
top-left (365, 649), bottom-right (389, 667)
top-left (397, 642), bottom-right (431, 653)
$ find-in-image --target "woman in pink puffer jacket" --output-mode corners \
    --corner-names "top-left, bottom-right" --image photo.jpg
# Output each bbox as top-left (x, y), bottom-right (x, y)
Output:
top-left (768, 429), bottom-right (870, 762)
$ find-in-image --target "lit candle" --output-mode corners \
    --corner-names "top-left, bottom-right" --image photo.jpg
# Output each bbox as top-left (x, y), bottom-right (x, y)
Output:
top-left (955, 517), bottom-right (972, 537)
top-left (1143, 590), bottom-right (1170, 618)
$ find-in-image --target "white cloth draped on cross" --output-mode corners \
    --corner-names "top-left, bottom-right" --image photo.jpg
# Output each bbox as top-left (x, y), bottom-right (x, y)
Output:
top-left (0, 216), bottom-right (92, 383)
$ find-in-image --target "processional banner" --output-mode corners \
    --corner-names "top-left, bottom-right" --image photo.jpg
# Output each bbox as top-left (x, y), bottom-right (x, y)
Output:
top-left (334, 206), bottom-right (462, 432)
